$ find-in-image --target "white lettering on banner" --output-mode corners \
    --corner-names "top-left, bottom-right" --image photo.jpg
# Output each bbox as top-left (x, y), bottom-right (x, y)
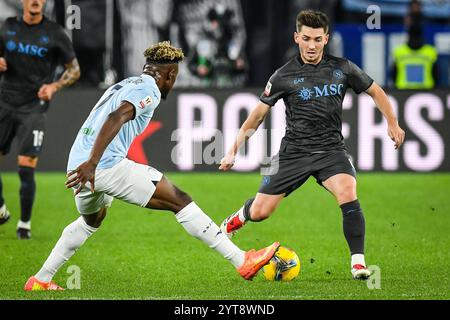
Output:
top-left (270, 100), bottom-right (286, 156)
top-left (172, 92), bottom-right (447, 172)
top-left (366, 5), bottom-right (381, 30)
top-left (363, 33), bottom-right (385, 86)
top-left (358, 94), bottom-right (399, 170)
top-left (404, 94), bottom-right (444, 171)
top-left (342, 93), bottom-right (353, 139)
top-left (173, 94), bottom-right (217, 170)
top-left (66, 5), bottom-right (81, 30)
top-left (224, 93), bottom-right (265, 171)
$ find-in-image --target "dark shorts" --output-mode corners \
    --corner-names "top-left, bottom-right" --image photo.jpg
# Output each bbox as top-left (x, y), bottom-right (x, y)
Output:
top-left (258, 147), bottom-right (356, 197)
top-left (0, 108), bottom-right (46, 157)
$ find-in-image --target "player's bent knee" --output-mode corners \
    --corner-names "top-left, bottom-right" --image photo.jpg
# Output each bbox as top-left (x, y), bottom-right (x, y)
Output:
top-left (174, 188), bottom-right (193, 209)
top-left (336, 186), bottom-right (357, 204)
top-left (250, 202), bottom-right (275, 221)
top-left (82, 208), bottom-right (107, 228)
top-left (18, 155), bottom-right (38, 168)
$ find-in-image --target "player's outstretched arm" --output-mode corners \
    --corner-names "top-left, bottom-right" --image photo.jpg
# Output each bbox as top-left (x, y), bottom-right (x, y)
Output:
top-left (365, 82), bottom-right (405, 149)
top-left (65, 101), bottom-right (135, 194)
top-left (219, 102), bottom-right (270, 171)
top-left (38, 58), bottom-right (81, 101)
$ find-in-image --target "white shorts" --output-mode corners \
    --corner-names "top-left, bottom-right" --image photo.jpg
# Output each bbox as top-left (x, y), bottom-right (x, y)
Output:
top-left (72, 158), bottom-right (163, 215)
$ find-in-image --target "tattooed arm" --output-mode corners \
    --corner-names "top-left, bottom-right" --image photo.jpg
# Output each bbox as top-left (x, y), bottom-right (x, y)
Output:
top-left (38, 58), bottom-right (81, 101)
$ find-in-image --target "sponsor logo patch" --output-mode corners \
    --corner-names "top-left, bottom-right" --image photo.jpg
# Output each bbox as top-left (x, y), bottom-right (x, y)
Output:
top-left (333, 69), bottom-right (343, 79)
top-left (264, 81), bottom-right (272, 96)
top-left (40, 35), bottom-right (49, 44)
top-left (139, 96), bottom-right (153, 109)
top-left (262, 176), bottom-right (271, 186)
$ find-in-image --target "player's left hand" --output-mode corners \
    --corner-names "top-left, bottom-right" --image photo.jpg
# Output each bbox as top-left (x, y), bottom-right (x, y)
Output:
top-left (38, 83), bottom-right (58, 101)
top-left (65, 160), bottom-right (96, 195)
top-left (219, 152), bottom-right (236, 171)
top-left (388, 123), bottom-right (405, 150)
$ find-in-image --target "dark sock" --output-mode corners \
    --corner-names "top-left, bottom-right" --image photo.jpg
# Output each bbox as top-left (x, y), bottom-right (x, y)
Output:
top-left (242, 198), bottom-right (255, 221)
top-left (340, 199), bottom-right (365, 255)
top-left (18, 166), bottom-right (36, 224)
top-left (0, 174), bottom-right (4, 208)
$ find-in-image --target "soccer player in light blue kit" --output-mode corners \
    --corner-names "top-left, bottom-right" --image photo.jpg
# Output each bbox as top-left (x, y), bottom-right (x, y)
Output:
top-left (24, 42), bottom-right (279, 291)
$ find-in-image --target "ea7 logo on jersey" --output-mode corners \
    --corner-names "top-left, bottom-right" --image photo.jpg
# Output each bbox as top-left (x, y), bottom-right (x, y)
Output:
top-left (264, 81), bottom-right (272, 96)
top-left (139, 96), bottom-right (153, 109)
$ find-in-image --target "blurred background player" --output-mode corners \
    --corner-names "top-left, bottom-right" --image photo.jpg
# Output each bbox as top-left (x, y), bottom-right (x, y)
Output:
top-left (392, 25), bottom-right (438, 89)
top-left (0, 0), bottom-right (80, 239)
top-left (24, 42), bottom-right (278, 290)
top-left (219, 10), bottom-right (405, 280)
top-left (186, 2), bottom-right (248, 87)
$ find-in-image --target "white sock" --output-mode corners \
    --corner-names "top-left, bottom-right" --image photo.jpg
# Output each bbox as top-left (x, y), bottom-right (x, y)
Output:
top-left (0, 204), bottom-right (8, 218)
top-left (237, 206), bottom-right (246, 223)
top-left (351, 254), bottom-right (366, 267)
top-left (35, 217), bottom-right (97, 283)
top-left (176, 202), bottom-right (245, 268)
top-left (17, 220), bottom-right (31, 230)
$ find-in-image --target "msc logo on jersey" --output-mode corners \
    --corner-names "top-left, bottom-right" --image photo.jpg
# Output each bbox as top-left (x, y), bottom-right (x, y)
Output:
top-left (298, 83), bottom-right (344, 101)
top-left (299, 87), bottom-right (313, 101)
top-left (5, 40), bottom-right (48, 58)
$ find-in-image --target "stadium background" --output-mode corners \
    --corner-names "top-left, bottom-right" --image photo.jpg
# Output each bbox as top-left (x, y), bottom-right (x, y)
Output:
top-left (1, 0), bottom-right (450, 301)
top-left (0, 0), bottom-right (449, 173)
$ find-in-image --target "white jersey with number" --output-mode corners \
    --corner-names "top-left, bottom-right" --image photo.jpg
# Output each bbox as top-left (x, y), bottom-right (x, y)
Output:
top-left (67, 74), bottom-right (161, 170)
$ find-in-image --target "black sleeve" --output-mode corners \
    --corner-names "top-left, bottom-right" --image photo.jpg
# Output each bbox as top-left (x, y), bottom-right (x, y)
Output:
top-left (346, 60), bottom-right (374, 94)
top-left (0, 21), bottom-right (6, 56)
top-left (54, 25), bottom-right (76, 64)
top-left (259, 71), bottom-right (286, 106)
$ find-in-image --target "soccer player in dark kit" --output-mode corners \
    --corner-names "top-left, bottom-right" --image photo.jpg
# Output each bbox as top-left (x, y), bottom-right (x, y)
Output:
top-left (219, 10), bottom-right (405, 279)
top-left (0, 0), bottom-right (80, 239)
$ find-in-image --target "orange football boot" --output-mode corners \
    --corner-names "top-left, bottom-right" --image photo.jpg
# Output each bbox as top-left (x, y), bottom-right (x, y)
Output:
top-left (237, 241), bottom-right (280, 280)
top-left (24, 276), bottom-right (64, 291)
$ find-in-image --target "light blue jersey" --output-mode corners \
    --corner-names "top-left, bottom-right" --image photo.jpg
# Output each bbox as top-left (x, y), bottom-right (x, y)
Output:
top-left (67, 74), bottom-right (161, 170)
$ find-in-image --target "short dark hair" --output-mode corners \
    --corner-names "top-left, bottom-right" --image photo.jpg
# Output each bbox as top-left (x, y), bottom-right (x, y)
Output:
top-left (296, 10), bottom-right (329, 34)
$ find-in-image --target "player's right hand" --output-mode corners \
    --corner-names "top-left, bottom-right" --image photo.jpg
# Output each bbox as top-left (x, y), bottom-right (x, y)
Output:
top-left (388, 123), bottom-right (405, 150)
top-left (65, 160), bottom-right (97, 195)
top-left (0, 58), bottom-right (7, 72)
top-left (219, 153), bottom-right (236, 171)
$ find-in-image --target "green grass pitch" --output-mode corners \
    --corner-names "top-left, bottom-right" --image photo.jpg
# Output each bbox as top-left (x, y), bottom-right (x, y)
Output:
top-left (0, 172), bottom-right (449, 300)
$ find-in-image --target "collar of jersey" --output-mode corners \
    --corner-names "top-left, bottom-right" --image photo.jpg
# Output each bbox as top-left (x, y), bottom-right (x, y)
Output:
top-left (140, 73), bottom-right (158, 84)
top-left (140, 73), bottom-right (161, 95)
top-left (296, 54), bottom-right (328, 67)
top-left (18, 15), bottom-right (46, 27)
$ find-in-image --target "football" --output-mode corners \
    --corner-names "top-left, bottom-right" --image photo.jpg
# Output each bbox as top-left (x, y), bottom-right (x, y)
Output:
top-left (262, 246), bottom-right (301, 281)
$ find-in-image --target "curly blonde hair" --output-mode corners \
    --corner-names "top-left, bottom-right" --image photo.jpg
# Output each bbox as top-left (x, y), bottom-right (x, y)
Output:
top-left (143, 41), bottom-right (184, 64)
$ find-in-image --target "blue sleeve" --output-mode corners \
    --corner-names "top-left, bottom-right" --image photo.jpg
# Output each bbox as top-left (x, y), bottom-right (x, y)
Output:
top-left (122, 87), bottom-right (160, 118)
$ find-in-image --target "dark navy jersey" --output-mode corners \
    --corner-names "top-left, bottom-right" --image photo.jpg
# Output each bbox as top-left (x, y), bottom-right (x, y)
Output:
top-left (0, 16), bottom-right (76, 112)
top-left (260, 54), bottom-right (373, 154)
